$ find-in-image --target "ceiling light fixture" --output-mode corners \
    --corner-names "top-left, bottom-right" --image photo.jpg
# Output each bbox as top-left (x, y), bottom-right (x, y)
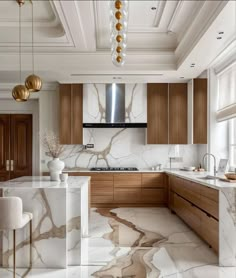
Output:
top-left (12, 0), bottom-right (30, 102)
top-left (110, 0), bottom-right (129, 67)
top-left (25, 0), bottom-right (42, 92)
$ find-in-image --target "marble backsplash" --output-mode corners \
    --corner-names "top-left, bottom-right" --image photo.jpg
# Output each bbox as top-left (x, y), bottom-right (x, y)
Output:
top-left (61, 128), bottom-right (200, 170)
top-left (41, 83), bottom-right (202, 171)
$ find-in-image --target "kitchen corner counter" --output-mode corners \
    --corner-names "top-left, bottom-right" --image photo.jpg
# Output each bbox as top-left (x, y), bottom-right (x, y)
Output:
top-left (166, 169), bottom-right (236, 267)
top-left (0, 176), bottom-right (90, 268)
top-left (165, 169), bottom-right (236, 190)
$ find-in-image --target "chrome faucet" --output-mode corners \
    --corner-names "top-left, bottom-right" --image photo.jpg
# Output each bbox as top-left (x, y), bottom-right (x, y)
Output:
top-left (202, 153), bottom-right (217, 176)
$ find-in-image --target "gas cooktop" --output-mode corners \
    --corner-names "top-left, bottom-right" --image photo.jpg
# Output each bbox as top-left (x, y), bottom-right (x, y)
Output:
top-left (90, 167), bottom-right (138, 171)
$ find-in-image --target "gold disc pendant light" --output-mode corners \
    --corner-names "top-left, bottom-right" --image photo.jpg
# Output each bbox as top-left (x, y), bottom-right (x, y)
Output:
top-left (12, 0), bottom-right (30, 102)
top-left (25, 0), bottom-right (42, 92)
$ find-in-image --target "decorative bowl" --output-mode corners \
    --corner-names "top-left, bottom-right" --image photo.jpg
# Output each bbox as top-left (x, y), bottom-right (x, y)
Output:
top-left (225, 173), bottom-right (236, 180)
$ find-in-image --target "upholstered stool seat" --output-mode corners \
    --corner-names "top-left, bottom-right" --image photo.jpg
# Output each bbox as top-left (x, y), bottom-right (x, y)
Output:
top-left (0, 197), bottom-right (33, 278)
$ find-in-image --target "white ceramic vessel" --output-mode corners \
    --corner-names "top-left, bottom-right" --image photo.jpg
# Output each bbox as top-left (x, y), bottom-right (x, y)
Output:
top-left (47, 158), bottom-right (65, 181)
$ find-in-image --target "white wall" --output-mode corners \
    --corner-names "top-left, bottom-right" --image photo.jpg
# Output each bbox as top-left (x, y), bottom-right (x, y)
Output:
top-left (39, 87), bottom-right (60, 172)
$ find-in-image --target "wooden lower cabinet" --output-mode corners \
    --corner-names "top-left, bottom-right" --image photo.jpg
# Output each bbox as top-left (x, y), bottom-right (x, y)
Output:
top-left (68, 172), bottom-right (167, 207)
top-left (169, 175), bottom-right (219, 253)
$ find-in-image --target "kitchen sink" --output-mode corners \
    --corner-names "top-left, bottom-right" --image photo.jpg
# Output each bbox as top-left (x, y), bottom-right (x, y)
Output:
top-left (197, 175), bottom-right (219, 180)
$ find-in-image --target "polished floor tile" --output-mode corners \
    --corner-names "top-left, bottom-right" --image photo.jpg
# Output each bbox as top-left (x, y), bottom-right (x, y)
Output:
top-left (1, 207), bottom-right (236, 277)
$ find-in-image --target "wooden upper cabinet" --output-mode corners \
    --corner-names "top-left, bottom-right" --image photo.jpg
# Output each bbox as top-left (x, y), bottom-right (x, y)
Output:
top-left (193, 79), bottom-right (207, 144)
top-left (60, 84), bottom-right (83, 144)
top-left (169, 83), bottom-right (188, 144)
top-left (147, 83), bottom-right (168, 144)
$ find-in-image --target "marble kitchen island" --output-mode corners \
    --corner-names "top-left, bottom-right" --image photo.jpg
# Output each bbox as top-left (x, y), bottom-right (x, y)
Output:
top-left (0, 176), bottom-right (90, 269)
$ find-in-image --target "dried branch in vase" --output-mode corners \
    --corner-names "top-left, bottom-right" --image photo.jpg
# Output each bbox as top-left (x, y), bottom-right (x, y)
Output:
top-left (42, 131), bottom-right (64, 158)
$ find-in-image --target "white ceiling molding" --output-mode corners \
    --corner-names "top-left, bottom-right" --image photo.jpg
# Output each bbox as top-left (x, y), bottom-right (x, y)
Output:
top-left (54, 0), bottom-right (96, 51)
top-left (211, 38), bottom-right (236, 75)
top-left (175, 0), bottom-right (229, 67)
top-left (0, 0), bottom-right (234, 83)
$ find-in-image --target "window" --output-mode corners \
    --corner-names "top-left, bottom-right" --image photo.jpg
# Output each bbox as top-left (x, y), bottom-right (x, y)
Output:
top-left (217, 63), bottom-right (236, 122)
top-left (229, 118), bottom-right (236, 168)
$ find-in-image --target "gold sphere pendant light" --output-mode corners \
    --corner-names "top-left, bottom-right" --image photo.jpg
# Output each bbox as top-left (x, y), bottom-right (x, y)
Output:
top-left (25, 0), bottom-right (42, 92)
top-left (12, 1), bottom-right (30, 102)
top-left (12, 85), bottom-right (30, 102)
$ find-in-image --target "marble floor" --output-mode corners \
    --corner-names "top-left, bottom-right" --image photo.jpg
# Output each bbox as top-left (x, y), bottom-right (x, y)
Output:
top-left (1, 207), bottom-right (236, 278)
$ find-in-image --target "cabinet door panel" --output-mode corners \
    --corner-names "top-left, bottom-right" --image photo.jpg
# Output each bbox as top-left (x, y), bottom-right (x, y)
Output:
top-left (71, 84), bottom-right (83, 144)
top-left (141, 188), bottom-right (165, 203)
top-left (0, 115), bottom-right (10, 181)
top-left (147, 83), bottom-right (168, 144)
top-left (11, 115), bottom-right (32, 179)
top-left (91, 181), bottom-right (113, 195)
top-left (200, 211), bottom-right (219, 253)
top-left (142, 173), bottom-right (164, 188)
top-left (174, 193), bottom-right (201, 235)
top-left (60, 84), bottom-right (83, 144)
top-left (91, 195), bottom-right (113, 204)
top-left (114, 188), bottom-right (141, 203)
top-left (194, 79), bottom-right (207, 144)
top-left (169, 83), bottom-right (188, 144)
top-left (114, 174), bottom-right (142, 187)
top-left (60, 84), bottom-right (72, 144)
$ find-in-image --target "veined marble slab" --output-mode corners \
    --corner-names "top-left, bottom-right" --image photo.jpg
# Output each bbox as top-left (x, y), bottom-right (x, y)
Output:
top-left (0, 176), bottom-right (90, 268)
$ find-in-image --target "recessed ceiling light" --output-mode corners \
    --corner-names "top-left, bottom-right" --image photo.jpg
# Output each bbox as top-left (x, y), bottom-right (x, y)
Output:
top-left (217, 37), bottom-right (222, 40)
top-left (180, 77), bottom-right (185, 79)
top-left (218, 31), bottom-right (224, 35)
top-left (151, 7), bottom-right (157, 10)
top-left (190, 63), bottom-right (195, 67)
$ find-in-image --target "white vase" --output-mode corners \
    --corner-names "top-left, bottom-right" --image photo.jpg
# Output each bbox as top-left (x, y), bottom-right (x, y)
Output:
top-left (47, 158), bottom-right (65, 181)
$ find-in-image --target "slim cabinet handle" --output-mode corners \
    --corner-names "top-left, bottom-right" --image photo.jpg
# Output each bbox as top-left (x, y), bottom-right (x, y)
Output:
top-left (6, 160), bottom-right (9, 171)
top-left (10, 160), bottom-right (14, 171)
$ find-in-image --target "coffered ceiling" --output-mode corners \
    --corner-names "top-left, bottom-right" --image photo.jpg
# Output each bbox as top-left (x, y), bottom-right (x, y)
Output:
top-left (0, 0), bottom-right (235, 85)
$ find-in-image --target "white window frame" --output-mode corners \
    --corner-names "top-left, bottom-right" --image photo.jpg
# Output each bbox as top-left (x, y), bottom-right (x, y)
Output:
top-left (229, 118), bottom-right (236, 168)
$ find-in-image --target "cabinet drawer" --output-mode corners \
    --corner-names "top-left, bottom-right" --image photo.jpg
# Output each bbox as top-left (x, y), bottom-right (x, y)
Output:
top-left (174, 193), bottom-right (201, 234)
top-left (172, 178), bottom-right (201, 208)
top-left (114, 188), bottom-right (141, 203)
top-left (114, 174), bottom-right (142, 187)
top-left (141, 188), bottom-right (165, 203)
top-left (90, 173), bottom-right (113, 181)
top-left (91, 181), bottom-right (113, 195)
top-left (91, 195), bottom-right (113, 204)
top-left (200, 211), bottom-right (219, 253)
top-left (142, 173), bottom-right (165, 188)
top-left (201, 186), bottom-right (219, 203)
top-left (200, 195), bottom-right (219, 220)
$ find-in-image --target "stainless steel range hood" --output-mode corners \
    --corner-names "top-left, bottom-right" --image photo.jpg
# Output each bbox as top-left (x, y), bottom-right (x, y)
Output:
top-left (83, 84), bottom-right (147, 128)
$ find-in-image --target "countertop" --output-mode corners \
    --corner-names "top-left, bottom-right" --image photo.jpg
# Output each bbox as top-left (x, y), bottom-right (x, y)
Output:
top-left (165, 170), bottom-right (236, 190)
top-left (63, 168), bottom-right (236, 190)
top-left (0, 176), bottom-right (91, 189)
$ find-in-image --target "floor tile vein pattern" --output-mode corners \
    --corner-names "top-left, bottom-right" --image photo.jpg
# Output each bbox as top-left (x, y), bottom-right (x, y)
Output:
top-left (1, 207), bottom-right (236, 277)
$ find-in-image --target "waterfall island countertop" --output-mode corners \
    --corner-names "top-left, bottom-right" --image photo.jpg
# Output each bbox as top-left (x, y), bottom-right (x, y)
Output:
top-left (0, 176), bottom-right (90, 188)
top-left (0, 176), bottom-right (91, 269)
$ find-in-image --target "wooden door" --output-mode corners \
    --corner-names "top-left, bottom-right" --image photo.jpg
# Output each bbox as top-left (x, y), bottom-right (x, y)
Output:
top-left (10, 114), bottom-right (32, 179)
top-left (147, 83), bottom-right (168, 144)
top-left (193, 79), bottom-right (207, 144)
top-left (0, 115), bottom-right (10, 181)
top-left (169, 83), bottom-right (188, 144)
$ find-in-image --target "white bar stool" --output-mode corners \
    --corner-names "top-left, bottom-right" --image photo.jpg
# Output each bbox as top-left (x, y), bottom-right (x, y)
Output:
top-left (0, 197), bottom-right (33, 278)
